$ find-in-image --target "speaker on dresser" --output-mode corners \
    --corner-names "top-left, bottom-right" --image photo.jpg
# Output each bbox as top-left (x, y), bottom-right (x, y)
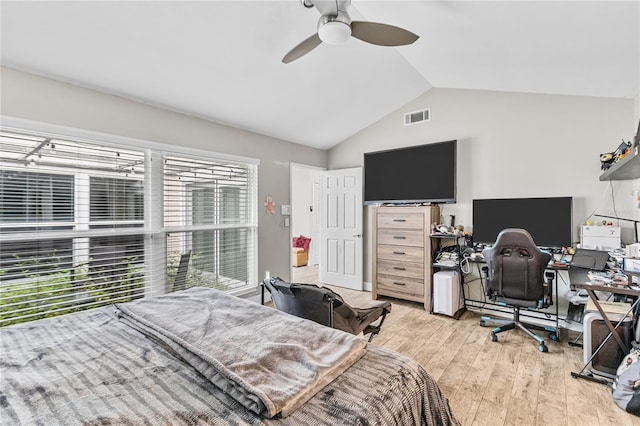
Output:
top-left (583, 311), bottom-right (634, 379)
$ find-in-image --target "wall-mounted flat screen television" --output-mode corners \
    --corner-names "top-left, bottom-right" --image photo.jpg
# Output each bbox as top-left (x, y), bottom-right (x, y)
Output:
top-left (364, 140), bottom-right (456, 205)
top-left (472, 197), bottom-right (573, 249)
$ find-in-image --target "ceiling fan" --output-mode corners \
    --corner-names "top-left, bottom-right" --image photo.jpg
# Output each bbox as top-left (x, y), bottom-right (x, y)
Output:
top-left (282, 0), bottom-right (419, 64)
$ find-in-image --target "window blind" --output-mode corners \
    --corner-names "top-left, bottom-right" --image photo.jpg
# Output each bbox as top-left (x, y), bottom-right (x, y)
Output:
top-left (0, 130), bottom-right (146, 326)
top-left (163, 155), bottom-right (257, 293)
top-left (0, 127), bottom-right (258, 326)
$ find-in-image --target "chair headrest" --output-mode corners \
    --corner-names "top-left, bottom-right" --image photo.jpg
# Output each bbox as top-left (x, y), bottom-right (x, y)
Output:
top-left (482, 228), bottom-right (551, 262)
top-left (493, 228), bottom-right (537, 250)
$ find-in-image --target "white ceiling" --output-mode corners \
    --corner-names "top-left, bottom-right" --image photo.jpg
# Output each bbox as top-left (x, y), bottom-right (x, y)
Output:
top-left (1, 1), bottom-right (638, 150)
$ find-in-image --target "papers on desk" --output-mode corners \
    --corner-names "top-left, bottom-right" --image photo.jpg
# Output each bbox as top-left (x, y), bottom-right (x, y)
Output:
top-left (585, 299), bottom-right (633, 316)
top-left (586, 270), bottom-right (630, 287)
top-left (587, 270), bottom-right (614, 285)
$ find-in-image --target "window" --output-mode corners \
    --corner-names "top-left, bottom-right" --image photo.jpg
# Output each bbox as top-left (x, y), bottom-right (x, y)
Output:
top-left (0, 127), bottom-right (258, 326)
top-left (0, 171), bottom-right (74, 222)
top-left (90, 177), bottom-right (144, 221)
top-left (164, 155), bottom-right (257, 293)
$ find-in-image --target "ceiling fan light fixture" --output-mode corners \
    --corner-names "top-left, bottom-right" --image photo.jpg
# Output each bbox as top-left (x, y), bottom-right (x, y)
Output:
top-left (318, 20), bottom-right (351, 44)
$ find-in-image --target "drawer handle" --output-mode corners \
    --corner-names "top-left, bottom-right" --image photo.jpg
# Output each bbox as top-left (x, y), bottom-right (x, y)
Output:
top-left (393, 267), bottom-right (406, 271)
top-left (393, 219), bottom-right (406, 222)
top-left (393, 251), bottom-right (406, 255)
top-left (393, 236), bottom-right (406, 239)
top-left (392, 282), bottom-right (406, 286)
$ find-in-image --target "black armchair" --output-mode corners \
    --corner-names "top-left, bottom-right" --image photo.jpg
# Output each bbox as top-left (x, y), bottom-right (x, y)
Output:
top-left (479, 228), bottom-right (555, 352)
top-left (262, 277), bottom-right (391, 342)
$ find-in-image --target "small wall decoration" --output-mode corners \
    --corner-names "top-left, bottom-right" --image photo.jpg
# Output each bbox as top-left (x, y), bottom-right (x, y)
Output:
top-left (264, 195), bottom-right (275, 214)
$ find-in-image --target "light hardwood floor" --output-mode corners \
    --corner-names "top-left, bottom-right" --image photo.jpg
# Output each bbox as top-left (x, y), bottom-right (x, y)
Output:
top-left (291, 265), bottom-right (640, 426)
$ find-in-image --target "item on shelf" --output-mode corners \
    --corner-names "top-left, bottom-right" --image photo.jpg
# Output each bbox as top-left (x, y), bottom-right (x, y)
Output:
top-left (601, 141), bottom-right (632, 170)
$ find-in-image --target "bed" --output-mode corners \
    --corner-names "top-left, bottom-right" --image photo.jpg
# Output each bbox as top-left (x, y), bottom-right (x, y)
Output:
top-left (0, 287), bottom-right (459, 425)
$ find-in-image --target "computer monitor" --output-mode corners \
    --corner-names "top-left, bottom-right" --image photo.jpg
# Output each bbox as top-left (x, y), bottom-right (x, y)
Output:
top-left (472, 197), bottom-right (573, 249)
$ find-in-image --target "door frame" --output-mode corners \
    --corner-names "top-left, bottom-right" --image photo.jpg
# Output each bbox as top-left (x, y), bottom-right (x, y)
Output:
top-left (290, 163), bottom-right (325, 281)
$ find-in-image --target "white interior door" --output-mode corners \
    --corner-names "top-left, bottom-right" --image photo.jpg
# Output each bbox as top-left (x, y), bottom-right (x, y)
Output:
top-left (319, 168), bottom-right (363, 290)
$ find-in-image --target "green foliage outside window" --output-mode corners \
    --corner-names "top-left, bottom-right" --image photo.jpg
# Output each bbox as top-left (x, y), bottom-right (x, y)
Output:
top-left (0, 254), bottom-right (144, 327)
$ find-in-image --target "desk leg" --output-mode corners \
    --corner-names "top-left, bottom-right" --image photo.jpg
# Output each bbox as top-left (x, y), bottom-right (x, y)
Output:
top-left (570, 371), bottom-right (612, 385)
top-left (552, 270), bottom-right (559, 341)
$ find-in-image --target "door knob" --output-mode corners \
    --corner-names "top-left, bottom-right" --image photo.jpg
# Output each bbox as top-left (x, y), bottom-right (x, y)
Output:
top-left (352, 234), bottom-right (362, 238)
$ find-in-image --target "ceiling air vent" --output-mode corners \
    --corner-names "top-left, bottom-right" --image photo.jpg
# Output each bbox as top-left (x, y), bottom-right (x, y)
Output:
top-left (404, 108), bottom-right (430, 126)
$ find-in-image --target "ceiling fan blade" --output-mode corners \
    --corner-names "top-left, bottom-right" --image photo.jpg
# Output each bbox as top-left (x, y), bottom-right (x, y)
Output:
top-left (282, 33), bottom-right (323, 63)
top-left (350, 21), bottom-right (419, 46)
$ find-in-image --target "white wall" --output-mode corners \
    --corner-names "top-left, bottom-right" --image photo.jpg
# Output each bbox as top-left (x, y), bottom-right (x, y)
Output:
top-left (328, 87), bottom-right (638, 284)
top-left (1, 66), bottom-right (328, 284)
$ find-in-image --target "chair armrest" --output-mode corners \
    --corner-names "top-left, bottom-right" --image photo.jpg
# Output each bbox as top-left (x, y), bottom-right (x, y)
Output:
top-left (543, 271), bottom-right (556, 307)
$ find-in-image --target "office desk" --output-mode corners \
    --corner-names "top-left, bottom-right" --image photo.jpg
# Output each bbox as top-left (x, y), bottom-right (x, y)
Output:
top-left (570, 283), bottom-right (640, 385)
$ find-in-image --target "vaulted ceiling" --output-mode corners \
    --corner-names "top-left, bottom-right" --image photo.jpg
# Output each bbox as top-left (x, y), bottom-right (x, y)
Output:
top-left (2, 1), bottom-right (638, 149)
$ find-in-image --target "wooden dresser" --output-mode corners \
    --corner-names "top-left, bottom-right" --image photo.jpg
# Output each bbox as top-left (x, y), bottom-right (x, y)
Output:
top-left (372, 205), bottom-right (440, 311)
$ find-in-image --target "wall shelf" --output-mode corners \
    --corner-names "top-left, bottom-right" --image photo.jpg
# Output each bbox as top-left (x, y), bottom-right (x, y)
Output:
top-left (599, 146), bottom-right (640, 181)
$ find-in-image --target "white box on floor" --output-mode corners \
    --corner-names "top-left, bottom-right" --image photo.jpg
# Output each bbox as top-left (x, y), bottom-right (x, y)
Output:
top-left (432, 270), bottom-right (462, 317)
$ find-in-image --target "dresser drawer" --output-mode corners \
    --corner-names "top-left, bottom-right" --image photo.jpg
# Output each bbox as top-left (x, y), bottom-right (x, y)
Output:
top-left (377, 229), bottom-right (424, 247)
top-left (377, 274), bottom-right (424, 298)
top-left (377, 244), bottom-right (424, 263)
top-left (377, 259), bottom-right (424, 279)
top-left (377, 213), bottom-right (425, 229)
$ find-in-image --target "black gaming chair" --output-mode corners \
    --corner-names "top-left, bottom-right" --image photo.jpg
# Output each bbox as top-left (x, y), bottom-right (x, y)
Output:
top-left (479, 229), bottom-right (555, 352)
top-left (262, 277), bottom-right (391, 342)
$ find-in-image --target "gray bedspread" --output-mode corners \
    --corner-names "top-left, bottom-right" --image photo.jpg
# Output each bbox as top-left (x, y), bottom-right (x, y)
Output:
top-left (114, 287), bottom-right (367, 418)
top-left (0, 288), bottom-right (460, 426)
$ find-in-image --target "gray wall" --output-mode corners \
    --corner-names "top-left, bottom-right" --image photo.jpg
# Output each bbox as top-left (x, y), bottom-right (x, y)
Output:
top-left (1, 66), bottom-right (328, 283)
top-left (328, 87), bottom-right (639, 284)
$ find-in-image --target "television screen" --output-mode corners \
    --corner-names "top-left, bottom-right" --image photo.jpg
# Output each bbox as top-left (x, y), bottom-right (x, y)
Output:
top-left (364, 140), bottom-right (456, 205)
top-left (472, 197), bottom-right (573, 248)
